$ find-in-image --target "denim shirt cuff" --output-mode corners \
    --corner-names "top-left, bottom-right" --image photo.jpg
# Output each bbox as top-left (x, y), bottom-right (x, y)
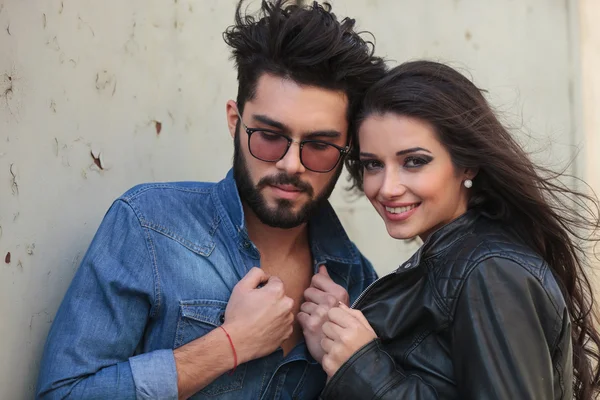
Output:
top-left (129, 349), bottom-right (178, 399)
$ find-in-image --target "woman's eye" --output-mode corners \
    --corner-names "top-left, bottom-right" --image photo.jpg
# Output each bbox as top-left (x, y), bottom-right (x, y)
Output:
top-left (404, 156), bottom-right (431, 168)
top-left (360, 160), bottom-right (383, 171)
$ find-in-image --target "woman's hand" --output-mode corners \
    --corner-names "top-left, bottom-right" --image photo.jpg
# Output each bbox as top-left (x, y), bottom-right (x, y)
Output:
top-left (297, 266), bottom-right (350, 363)
top-left (321, 302), bottom-right (377, 378)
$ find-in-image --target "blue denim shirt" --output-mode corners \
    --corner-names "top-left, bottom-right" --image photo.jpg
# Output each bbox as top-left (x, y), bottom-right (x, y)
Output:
top-left (37, 170), bottom-right (377, 400)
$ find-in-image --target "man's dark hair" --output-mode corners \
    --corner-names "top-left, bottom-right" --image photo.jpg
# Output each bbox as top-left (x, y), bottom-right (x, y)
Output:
top-left (223, 0), bottom-right (386, 134)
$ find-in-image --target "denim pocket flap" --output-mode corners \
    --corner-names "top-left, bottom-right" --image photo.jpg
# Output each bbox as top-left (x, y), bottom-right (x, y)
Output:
top-left (179, 299), bottom-right (228, 327)
top-left (176, 299), bottom-right (247, 397)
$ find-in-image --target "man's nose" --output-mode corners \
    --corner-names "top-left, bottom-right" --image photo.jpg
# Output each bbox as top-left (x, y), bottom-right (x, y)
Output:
top-left (275, 142), bottom-right (306, 175)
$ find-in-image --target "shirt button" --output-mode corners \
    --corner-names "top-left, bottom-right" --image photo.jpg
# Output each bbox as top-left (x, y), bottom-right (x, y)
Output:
top-left (243, 241), bottom-right (250, 248)
top-left (219, 314), bottom-right (225, 324)
top-left (404, 262), bottom-right (412, 269)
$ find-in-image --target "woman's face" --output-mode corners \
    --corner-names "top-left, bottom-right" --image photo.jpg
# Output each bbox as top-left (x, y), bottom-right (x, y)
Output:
top-left (359, 113), bottom-right (474, 241)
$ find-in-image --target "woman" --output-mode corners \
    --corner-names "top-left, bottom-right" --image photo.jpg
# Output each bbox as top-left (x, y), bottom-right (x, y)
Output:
top-left (317, 61), bottom-right (600, 399)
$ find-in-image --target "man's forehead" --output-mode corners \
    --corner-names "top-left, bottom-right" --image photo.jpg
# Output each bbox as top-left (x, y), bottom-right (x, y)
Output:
top-left (247, 74), bottom-right (349, 135)
top-left (252, 74), bottom-right (348, 109)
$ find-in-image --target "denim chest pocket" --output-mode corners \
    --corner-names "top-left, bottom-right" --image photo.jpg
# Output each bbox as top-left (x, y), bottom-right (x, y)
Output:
top-left (174, 299), bottom-right (247, 397)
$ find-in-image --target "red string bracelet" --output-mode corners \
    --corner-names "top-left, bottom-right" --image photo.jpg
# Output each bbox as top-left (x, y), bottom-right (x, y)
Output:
top-left (219, 326), bottom-right (237, 375)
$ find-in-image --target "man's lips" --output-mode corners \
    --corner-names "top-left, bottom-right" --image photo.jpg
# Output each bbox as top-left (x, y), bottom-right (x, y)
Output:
top-left (257, 174), bottom-right (313, 197)
top-left (268, 184), bottom-right (305, 200)
top-left (271, 184), bottom-right (303, 192)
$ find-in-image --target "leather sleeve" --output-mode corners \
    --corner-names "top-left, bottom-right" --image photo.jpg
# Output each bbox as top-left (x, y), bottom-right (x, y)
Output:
top-left (320, 339), bottom-right (438, 399)
top-left (452, 256), bottom-right (564, 400)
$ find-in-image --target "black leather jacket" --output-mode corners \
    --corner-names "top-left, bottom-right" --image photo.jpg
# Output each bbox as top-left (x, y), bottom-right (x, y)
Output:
top-left (321, 210), bottom-right (573, 400)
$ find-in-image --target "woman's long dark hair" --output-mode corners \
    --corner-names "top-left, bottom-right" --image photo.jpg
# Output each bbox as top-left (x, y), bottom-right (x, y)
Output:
top-left (346, 60), bottom-right (600, 399)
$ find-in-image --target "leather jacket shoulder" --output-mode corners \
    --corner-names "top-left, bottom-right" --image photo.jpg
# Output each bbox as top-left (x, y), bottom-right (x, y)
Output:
top-left (321, 210), bottom-right (573, 400)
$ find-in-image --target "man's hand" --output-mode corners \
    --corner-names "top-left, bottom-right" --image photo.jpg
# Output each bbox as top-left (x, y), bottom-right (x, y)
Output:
top-left (174, 267), bottom-right (294, 399)
top-left (223, 267), bottom-right (295, 364)
top-left (297, 266), bottom-right (349, 363)
top-left (321, 302), bottom-right (377, 378)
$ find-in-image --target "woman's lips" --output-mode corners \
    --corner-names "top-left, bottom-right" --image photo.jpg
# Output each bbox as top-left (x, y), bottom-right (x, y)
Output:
top-left (381, 202), bottom-right (421, 221)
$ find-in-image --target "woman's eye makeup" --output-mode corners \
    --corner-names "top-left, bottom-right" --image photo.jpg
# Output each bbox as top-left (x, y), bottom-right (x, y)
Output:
top-left (359, 159), bottom-right (383, 171)
top-left (403, 155), bottom-right (433, 168)
top-left (359, 154), bottom-right (433, 171)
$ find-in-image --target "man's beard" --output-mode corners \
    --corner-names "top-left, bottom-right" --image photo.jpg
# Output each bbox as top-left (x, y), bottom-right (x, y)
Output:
top-left (233, 131), bottom-right (342, 229)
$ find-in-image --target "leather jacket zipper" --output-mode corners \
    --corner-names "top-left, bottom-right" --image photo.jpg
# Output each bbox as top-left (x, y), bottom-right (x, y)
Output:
top-left (351, 271), bottom-right (396, 309)
top-left (351, 257), bottom-right (419, 309)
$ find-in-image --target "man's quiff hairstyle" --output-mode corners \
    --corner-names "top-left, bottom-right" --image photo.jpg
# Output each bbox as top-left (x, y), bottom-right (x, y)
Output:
top-left (223, 0), bottom-right (386, 130)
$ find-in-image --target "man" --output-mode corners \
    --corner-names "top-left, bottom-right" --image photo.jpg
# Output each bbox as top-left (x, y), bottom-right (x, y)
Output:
top-left (37, 1), bottom-right (386, 398)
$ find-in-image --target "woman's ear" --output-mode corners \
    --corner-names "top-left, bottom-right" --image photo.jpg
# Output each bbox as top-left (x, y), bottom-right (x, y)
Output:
top-left (464, 167), bottom-right (478, 180)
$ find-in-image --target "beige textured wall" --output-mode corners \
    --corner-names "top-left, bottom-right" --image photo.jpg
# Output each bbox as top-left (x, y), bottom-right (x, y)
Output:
top-left (581, 0), bottom-right (600, 237)
top-left (579, 0), bottom-right (600, 225)
top-left (0, 0), bottom-right (585, 398)
top-left (580, 1), bottom-right (600, 292)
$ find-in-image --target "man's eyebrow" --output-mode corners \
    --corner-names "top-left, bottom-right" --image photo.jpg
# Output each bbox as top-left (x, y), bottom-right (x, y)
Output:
top-left (304, 131), bottom-right (342, 140)
top-left (252, 114), bottom-right (289, 132)
top-left (252, 114), bottom-right (343, 140)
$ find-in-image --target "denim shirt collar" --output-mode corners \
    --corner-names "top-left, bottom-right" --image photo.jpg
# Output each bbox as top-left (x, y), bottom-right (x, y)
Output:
top-left (214, 169), bottom-right (361, 267)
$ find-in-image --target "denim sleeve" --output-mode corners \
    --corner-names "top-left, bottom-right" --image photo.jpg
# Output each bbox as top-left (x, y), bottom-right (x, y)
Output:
top-left (36, 200), bottom-right (178, 400)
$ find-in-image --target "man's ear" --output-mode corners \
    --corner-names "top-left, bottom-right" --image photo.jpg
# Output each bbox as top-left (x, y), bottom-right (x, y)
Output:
top-left (226, 100), bottom-right (240, 140)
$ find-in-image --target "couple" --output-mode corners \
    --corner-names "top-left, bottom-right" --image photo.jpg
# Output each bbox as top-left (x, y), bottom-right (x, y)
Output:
top-left (37, 1), bottom-right (600, 399)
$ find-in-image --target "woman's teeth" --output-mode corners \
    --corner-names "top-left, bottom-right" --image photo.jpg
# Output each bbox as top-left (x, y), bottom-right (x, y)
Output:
top-left (385, 204), bottom-right (418, 214)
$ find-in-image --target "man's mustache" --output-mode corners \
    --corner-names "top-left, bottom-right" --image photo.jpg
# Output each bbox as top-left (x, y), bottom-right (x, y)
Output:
top-left (257, 174), bottom-right (314, 197)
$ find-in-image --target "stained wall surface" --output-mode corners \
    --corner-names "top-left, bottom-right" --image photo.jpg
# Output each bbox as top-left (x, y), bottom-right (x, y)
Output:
top-left (0, 1), bottom-right (589, 398)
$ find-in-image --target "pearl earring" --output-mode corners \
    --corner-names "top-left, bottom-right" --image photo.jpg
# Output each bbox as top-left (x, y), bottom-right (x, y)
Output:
top-left (464, 179), bottom-right (473, 189)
